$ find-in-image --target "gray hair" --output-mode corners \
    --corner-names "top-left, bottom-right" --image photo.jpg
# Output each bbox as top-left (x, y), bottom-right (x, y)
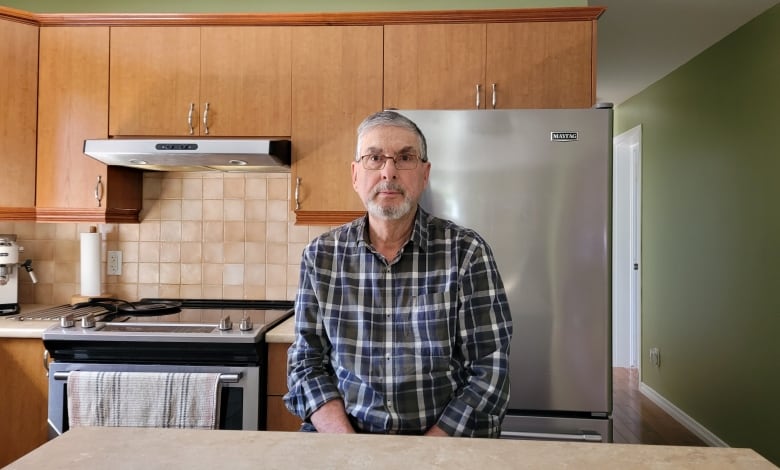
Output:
top-left (355, 111), bottom-right (428, 163)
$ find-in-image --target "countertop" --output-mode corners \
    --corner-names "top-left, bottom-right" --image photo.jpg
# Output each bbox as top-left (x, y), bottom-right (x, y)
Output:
top-left (265, 316), bottom-right (294, 343)
top-left (6, 426), bottom-right (775, 470)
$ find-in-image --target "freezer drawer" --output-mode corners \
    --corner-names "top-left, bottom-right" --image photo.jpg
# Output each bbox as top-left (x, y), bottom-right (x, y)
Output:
top-left (501, 414), bottom-right (612, 443)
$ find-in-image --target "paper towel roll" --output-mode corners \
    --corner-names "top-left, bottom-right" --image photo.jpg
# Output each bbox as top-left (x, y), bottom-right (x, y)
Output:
top-left (80, 230), bottom-right (101, 297)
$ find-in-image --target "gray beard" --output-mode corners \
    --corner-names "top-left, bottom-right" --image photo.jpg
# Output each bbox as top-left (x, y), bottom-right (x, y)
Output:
top-left (366, 182), bottom-right (413, 220)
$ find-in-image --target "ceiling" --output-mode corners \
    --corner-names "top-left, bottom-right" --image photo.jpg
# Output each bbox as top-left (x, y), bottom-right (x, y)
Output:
top-left (592, 0), bottom-right (779, 105)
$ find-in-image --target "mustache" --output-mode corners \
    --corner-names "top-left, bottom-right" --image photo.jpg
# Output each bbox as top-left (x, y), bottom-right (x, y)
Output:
top-left (371, 181), bottom-right (405, 197)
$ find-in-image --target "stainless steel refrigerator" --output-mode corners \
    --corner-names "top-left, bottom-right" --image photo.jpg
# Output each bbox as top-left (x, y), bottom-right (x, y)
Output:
top-left (400, 108), bottom-right (613, 442)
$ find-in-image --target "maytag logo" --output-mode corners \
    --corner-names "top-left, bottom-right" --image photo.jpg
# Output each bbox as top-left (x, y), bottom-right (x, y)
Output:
top-left (551, 132), bottom-right (578, 142)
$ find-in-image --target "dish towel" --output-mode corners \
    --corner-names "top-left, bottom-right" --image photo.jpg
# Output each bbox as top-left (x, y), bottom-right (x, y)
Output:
top-left (67, 371), bottom-right (221, 429)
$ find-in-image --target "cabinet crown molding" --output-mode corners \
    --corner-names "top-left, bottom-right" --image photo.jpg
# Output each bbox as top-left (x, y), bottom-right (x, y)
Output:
top-left (2, 6), bottom-right (604, 27)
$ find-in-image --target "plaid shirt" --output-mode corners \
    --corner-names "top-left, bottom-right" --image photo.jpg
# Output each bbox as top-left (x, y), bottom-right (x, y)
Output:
top-left (284, 207), bottom-right (512, 437)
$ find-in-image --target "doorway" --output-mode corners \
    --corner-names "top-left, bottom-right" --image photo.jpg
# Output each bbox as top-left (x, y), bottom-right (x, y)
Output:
top-left (612, 125), bottom-right (642, 368)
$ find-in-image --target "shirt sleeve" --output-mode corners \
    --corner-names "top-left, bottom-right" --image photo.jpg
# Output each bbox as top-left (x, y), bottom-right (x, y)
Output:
top-left (283, 244), bottom-right (343, 420)
top-left (436, 238), bottom-right (513, 438)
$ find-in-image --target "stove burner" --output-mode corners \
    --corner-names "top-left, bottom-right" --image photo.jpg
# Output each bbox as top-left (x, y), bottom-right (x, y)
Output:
top-left (72, 298), bottom-right (182, 321)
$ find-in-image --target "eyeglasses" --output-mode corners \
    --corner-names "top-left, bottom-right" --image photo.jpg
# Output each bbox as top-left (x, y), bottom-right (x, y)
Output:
top-left (358, 152), bottom-right (425, 170)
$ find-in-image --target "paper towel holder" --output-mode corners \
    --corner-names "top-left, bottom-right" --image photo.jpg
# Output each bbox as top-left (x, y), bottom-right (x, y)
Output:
top-left (72, 226), bottom-right (113, 305)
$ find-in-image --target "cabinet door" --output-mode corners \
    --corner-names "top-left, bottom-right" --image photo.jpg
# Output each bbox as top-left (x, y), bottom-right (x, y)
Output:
top-left (486, 21), bottom-right (594, 109)
top-left (0, 339), bottom-right (49, 467)
top-left (201, 27), bottom-right (292, 137)
top-left (384, 24), bottom-right (486, 110)
top-left (292, 26), bottom-right (383, 224)
top-left (0, 19), bottom-right (37, 216)
top-left (37, 27), bottom-right (142, 223)
top-left (109, 27), bottom-right (200, 136)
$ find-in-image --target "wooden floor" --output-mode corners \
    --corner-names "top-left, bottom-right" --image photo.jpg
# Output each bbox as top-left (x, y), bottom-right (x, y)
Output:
top-left (612, 367), bottom-right (707, 446)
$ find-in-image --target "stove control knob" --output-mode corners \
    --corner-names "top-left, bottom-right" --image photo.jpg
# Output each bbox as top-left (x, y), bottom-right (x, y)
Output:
top-left (219, 315), bottom-right (233, 331)
top-left (239, 316), bottom-right (253, 331)
top-left (81, 313), bottom-right (96, 329)
top-left (60, 313), bottom-right (75, 328)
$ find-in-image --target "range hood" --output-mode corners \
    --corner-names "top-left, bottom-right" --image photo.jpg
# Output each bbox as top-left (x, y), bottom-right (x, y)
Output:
top-left (83, 138), bottom-right (291, 172)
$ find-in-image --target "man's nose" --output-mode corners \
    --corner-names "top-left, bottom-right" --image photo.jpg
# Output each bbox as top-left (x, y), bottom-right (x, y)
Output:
top-left (380, 158), bottom-right (398, 179)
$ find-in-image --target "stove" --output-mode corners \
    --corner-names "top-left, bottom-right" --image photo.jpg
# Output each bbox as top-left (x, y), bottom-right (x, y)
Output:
top-left (43, 298), bottom-right (294, 435)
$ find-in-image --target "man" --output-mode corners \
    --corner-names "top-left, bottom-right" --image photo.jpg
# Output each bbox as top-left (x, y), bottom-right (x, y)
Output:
top-left (284, 110), bottom-right (512, 437)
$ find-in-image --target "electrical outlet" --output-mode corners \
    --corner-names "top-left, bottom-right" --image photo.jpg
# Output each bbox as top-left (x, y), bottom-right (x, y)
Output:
top-left (649, 347), bottom-right (661, 367)
top-left (107, 251), bottom-right (122, 275)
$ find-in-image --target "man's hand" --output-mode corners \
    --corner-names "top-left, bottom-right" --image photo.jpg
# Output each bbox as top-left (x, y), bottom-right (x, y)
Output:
top-left (424, 425), bottom-right (449, 437)
top-left (310, 399), bottom-right (356, 433)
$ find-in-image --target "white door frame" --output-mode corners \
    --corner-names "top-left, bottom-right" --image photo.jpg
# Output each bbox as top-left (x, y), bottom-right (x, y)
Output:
top-left (612, 125), bottom-right (642, 369)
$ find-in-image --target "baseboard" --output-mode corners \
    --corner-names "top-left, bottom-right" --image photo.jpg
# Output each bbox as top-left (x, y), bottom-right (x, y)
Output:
top-left (638, 381), bottom-right (728, 448)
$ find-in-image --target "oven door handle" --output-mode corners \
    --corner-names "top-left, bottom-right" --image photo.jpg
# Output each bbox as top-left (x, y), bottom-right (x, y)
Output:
top-left (52, 372), bottom-right (242, 383)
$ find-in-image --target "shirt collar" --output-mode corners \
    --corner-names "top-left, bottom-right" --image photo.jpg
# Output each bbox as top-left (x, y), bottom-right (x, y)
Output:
top-left (355, 206), bottom-right (431, 252)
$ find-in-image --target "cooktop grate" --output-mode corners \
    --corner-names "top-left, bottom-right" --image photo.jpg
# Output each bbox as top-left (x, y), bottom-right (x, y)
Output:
top-left (4, 305), bottom-right (107, 321)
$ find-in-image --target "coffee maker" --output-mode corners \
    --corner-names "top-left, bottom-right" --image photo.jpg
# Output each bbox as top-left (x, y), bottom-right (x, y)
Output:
top-left (0, 235), bottom-right (38, 315)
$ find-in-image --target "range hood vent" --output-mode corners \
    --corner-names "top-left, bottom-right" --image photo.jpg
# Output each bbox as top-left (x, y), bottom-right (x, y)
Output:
top-left (83, 138), bottom-right (291, 172)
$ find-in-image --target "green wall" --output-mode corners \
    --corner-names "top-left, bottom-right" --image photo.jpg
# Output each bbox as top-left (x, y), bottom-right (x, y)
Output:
top-left (615, 5), bottom-right (780, 465)
top-left (2, 0), bottom-right (582, 13)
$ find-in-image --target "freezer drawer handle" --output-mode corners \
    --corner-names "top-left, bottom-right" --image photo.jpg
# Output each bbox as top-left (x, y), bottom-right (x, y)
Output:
top-left (501, 430), bottom-right (603, 442)
top-left (52, 371), bottom-right (242, 383)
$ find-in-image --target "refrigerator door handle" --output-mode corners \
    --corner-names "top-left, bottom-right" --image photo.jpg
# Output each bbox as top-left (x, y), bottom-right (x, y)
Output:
top-left (501, 430), bottom-right (603, 442)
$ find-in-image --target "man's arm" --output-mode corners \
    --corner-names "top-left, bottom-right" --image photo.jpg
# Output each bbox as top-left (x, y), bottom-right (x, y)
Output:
top-left (310, 399), bottom-right (356, 433)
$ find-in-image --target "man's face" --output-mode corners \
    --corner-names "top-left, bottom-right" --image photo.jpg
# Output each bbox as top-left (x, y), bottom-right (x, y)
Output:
top-left (352, 125), bottom-right (431, 221)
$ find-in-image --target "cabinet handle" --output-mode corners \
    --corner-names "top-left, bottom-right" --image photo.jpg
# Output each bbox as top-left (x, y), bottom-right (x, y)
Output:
top-left (475, 84), bottom-right (481, 109)
top-left (43, 349), bottom-right (49, 377)
top-left (491, 83), bottom-right (497, 109)
top-left (187, 102), bottom-right (195, 135)
top-left (294, 177), bottom-right (301, 210)
top-left (94, 175), bottom-right (104, 208)
top-left (203, 102), bottom-right (210, 135)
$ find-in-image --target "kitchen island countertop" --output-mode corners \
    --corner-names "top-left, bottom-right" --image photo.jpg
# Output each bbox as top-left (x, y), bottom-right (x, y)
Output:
top-left (0, 304), bottom-right (57, 338)
top-left (5, 426), bottom-right (775, 469)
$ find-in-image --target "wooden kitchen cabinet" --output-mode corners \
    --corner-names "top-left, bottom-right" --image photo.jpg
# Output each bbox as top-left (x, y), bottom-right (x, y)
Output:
top-left (384, 21), bottom-right (595, 110)
top-left (0, 17), bottom-right (37, 221)
top-left (109, 26), bottom-right (292, 137)
top-left (0, 338), bottom-right (49, 467)
top-left (291, 26), bottom-right (382, 225)
top-left (265, 342), bottom-right (302, 431)
top-left (36, 27), bottom-right (142, 223)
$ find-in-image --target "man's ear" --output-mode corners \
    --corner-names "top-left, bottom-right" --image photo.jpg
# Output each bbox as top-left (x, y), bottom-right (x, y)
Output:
top-left (351, 161), bottom-right (359, 189)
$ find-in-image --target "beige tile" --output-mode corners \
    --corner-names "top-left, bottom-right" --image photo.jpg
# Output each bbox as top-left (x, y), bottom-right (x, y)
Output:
top-left (180, 263), bottom-right (203, 285)
top-left (266, 285), bottom-right (289, 301)
top-left (223, 264), bottom-right (244, 286)
top-left (159, 263), bottom-right (181, 284)
top-left (118, 241), bottom-right (139, 263)
top-left (181, 221), bottom-right (203, 242)
top-left (182, 177), bottom-right (203, 199)
top-left (159, 284), bottom-right (181, 299)
top-left (201, 285), bottom-right (223, 299)
top-left (53, 282), bottom-right (79, 305)
top-left (55, 224), bottom-right (77, 240)
top-left (160, 242), bottom-right (181, 263)
top-left (203, 221), bottom-right (223, 243)
top-left (244, 285), bottom-right (265, 300)
top-left (181, 200), bottom-right (203, 221)
top-left (223, 176), bottom-right (245, 199)
top-left (138, 263), bottom-right (160, 284)
top-left (160, 221), bottom-right (182, 242)
top-left (267, 200), bottom-right (289, 222)
top-left (203, 178), bottom-right (224, 199)
top-left (138, 242), bottom-right (160, 263)
top-left (55, 240), bottom-right (80, 263)
top-left (118, 224), bottom-right (140, 242)
top-left (267, 222), bottom-right (288, 243)
top-left (268, 177), bottom-right (289, 200)
top-left (31, 283), bottom-right (53, 305)
top-left (137, 283), bottom-right (160, 299)
top-left (224, 199), bottom-right (245, 221)
top-left (203, 243), bottom-right (224, 264)
top-left (143, 175), bottom-right (162, 199)
top-left (160, 199), bottom-right (182, 221)
top-left (54, 261), bottom-right (79, 283)
top-left (245, 177), bottom-right (267, 200)
top-left (203, 199), bottom-right (224, 220)
top-left (180, 242), bottom-right (203, 264)
top-left (245, 222), bottom-right (267, 242)
top-left (224, 242), bottom-right (245, 263)
top-left (266, 264), bottom-right (286, 286)
top-left (33, 223), bottom-right (57, 240)
top-left (267, 242), bottom-right (288, 265)
top-left (119, 262), bottom-right (139, 284)
top-left (288, 223), bottom-right (311, 243)
top-left (141, 199), bottom-right (162, 220)
top-left (30, 239), bottom-right (55, 261)
top-left (203, 263), bottom-right (223, 285)
top-left (139, 222), bottom-right (161, 242)
top-left (224, 221), bottom-right (245, 242)
top-left (222, 285), bottom-right (244, 299)
top-left (245, 264), bottom-right (266, 285)
top-left (180, 285), bottom-right (204, 299)
top-left (244, 200), bottom-right (267, 221)
top-left (160, 177), bottom-right (183, 199)
top-left (244, 242), bottom-right (266, 263)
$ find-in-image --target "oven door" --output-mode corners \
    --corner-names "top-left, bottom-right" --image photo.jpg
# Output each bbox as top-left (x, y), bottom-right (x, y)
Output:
top-left (47, 362), bottom-right (261, 438)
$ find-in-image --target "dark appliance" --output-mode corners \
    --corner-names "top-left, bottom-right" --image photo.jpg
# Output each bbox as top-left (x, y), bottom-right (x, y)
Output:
top-left (42, 299), bottom-right (293, 438)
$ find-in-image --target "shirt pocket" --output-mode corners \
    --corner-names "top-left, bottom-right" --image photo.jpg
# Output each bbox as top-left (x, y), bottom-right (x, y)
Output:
top-left (410, 292), bottom-right (453, 361)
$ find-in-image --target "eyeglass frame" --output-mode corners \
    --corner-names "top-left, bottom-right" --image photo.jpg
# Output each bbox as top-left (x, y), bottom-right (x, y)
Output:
top-left (356, 152), bottom-right (429, 170)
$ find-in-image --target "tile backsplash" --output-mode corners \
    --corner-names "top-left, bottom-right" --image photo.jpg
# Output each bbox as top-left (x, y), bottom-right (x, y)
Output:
top-left (1, 172), bottom-right (333, 305)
